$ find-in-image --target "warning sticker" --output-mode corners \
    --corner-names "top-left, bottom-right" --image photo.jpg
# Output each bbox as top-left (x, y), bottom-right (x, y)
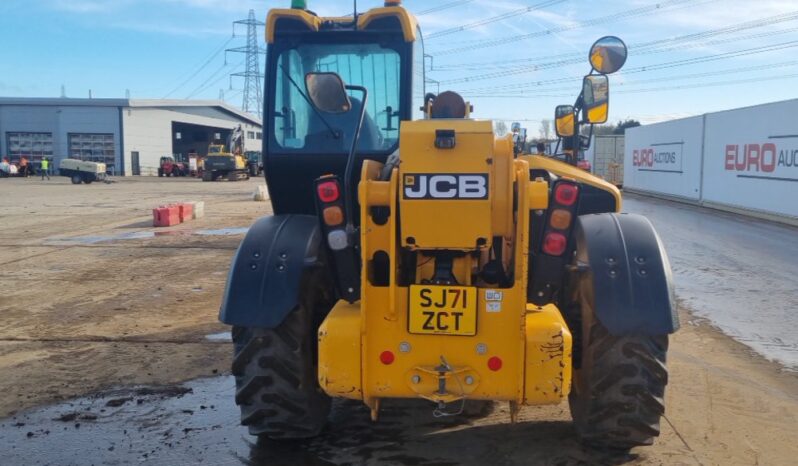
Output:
top-left (487, 302), bottom-right (502, 313)
top-left (485, 290), bottom-right (503, 301)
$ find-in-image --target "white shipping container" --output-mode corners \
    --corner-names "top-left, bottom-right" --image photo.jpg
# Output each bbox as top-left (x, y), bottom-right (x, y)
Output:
top-left (624, 116), bottom-right (704, 201)
top-left (702, 99), bottom-right (798, 219)
top-left (590, 135), bottom-right (625, 186)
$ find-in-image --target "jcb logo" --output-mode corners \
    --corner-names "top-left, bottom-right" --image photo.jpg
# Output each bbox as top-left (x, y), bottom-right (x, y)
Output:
top-left (403, 174), bottom-right (489, 200)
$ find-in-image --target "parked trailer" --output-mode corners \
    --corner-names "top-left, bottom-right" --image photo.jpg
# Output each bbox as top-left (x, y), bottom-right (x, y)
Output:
top-left (58, 159), bottom-right (107, 184)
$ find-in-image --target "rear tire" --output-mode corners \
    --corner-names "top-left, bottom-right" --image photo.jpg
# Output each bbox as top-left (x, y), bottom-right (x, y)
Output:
top-left (71, 174), bottom-right (82, 185)
top-left (569, 310), bottom-right (668, 450)
top-left (231, 270), bottom-right (333, 439)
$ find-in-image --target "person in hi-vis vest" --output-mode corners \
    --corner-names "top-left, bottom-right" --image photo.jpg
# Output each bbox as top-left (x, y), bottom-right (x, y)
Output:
top-left (40, 158), bottom-right (50, 180)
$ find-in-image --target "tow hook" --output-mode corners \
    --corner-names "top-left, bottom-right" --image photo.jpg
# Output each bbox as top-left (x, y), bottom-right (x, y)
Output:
top-left (435, 361), bottom-right (449, 411)
top-left (436, 359), bottom-right (449, 397)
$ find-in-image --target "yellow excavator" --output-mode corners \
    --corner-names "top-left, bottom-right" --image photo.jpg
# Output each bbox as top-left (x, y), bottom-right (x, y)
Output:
top-left (202, 125), bottom-right (249, 181)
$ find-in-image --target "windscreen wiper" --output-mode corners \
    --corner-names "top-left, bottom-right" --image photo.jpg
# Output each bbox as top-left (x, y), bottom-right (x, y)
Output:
top-left (279, 64), bottom-right (340, 140)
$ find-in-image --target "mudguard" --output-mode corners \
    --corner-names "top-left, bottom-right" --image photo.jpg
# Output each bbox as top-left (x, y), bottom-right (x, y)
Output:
top-left (219, 215), bottom-right (323, 328)
top-left (573, 213), bottom-right (679, 335)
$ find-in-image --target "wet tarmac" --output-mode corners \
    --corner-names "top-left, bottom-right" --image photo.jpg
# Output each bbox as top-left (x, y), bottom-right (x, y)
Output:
top-left (0, 376), bottom-right (634, 466)
top-left (624, 195), bottom-right (798, 370)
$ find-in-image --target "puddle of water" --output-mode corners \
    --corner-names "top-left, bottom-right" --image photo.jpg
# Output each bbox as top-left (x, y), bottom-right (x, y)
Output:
top-left (624, 196), bottom-right (798, 370)
top-left (194, 228), bottom-right (250, 236)
top-left (0, 376), bottom-right (603, 465)
top-left (205, 332), bottom-right (231, 342)
top-left (45, 227), bottom-right (249, 245)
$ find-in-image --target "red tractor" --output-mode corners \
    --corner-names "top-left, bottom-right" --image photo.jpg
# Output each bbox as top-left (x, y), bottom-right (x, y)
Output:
top-left (158, 156), bottom-right (188, 177)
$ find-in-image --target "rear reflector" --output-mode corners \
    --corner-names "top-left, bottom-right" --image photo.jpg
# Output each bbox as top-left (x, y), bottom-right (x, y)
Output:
top-left (487, 356), bottom-right (502, 371)
top-left (550, 209), bottom-right (572, 230)
top-left (542, 232), bottom-right (567, 256)
top-left (554, 183), bottom-right (579, 206)
top-left (327, 229), bottom-right (348, 250)
top-left (380, 351), bottom-right (395, 365)
top-left (322, 206), bottom-right (344, 226)
top-left (317, 181), bottom-right (340, 203)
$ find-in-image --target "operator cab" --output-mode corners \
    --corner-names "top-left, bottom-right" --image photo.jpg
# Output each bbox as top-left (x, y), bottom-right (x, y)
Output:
top-left (263, 1), bottom-right (425, 215)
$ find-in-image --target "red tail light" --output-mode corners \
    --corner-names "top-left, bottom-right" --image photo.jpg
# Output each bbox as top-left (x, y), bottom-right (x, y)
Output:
top-left (554, 183), bottom-right (579, 206)
top-left (317, 181), bottom-right (340, 203)
top-left (543, 232), bottom-right (567, 256)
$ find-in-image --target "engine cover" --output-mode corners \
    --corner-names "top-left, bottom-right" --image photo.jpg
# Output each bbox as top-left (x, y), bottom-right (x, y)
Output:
top-left (398, 120), bottom-right (497, 251)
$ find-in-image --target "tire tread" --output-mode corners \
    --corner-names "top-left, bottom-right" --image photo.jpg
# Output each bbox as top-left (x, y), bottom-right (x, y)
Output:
top-left (230, 270), bottom-right (332, 439)
top-left (570, 319), bottom-right (669, 450)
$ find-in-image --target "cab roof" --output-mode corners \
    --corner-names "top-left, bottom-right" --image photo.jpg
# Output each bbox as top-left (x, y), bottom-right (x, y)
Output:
top-left (266, 6), bottom-right (418, 43)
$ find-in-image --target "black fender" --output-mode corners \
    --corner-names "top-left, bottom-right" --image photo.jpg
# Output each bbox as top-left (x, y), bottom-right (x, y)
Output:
top-left (572, 213), bottom-right (679, 335)
top-left (219, 215), bottom-right (323, 328)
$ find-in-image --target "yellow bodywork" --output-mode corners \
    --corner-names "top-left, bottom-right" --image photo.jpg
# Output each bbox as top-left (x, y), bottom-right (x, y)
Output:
top-left (521, 154), bottom-right (622, 211)
top-left (318, 120), bottom-right (574, 409)
top-left (266, 7), bottom-right (417, 44)
top-left (398, 120), bottom-right (496, 250)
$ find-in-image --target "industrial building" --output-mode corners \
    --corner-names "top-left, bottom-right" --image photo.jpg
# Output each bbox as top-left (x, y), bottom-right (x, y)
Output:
top-left (0, 98), bottom-right (262, 176)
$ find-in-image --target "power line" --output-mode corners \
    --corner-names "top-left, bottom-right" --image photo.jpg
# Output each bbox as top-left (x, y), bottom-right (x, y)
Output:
top-left (417, 0), bottom-right (475, 16)
top-left (185, 57), bottom-right (246, 99)
top-left (465, 72), bottom-right (798, 98)
top-left (616, 72), bottom-right (798, 94)
top-left (450, 25), bottom-right (798, 89)
top-left (425, 0), bottom-right (567, 40)
top-left (162, 37), bottom-right (234, 98)
top-left (454, 38), bottom-right (798, 92)
top-left (462, 59), bottom-right (798, 97)
top-left (185, 62), bottom-right (230, 99)
top-left (429, 0), bottom-right (717, 56)
top-left (433, 10), bottom-right (798, 71)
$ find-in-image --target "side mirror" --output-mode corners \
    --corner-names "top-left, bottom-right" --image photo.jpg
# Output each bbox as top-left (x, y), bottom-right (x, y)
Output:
top-left (582, 75), bottom-right (609, 124)
top-left (589, 36), bottom-right (627, 75)
top-left (305, 72), bottom-right (352, 114)
top-left (555, 105), bottom-right (575, 138)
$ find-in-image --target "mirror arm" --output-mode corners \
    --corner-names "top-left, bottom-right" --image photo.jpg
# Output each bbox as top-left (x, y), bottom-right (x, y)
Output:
top-left (343, 84), bottom-right (368, 236)
top-left (570, 93), bottom-right (584, 167)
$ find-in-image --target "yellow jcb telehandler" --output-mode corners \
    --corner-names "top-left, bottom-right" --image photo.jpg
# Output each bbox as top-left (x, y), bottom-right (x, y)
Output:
top-left (220, 0), bottom-right (678, 450)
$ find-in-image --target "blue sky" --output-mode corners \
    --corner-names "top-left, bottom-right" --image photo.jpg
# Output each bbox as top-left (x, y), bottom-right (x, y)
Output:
top-left (2, 0), bottom-right (797, 133)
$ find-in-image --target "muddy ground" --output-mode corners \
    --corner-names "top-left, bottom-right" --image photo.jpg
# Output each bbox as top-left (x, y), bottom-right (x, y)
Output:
top-left (0, 177), bottom-right (796, 465)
